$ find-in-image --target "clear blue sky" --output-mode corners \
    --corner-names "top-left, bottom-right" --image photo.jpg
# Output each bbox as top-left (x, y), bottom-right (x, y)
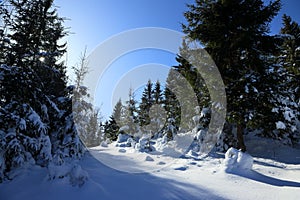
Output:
top-left (55, 0), bottom-right (300, 119)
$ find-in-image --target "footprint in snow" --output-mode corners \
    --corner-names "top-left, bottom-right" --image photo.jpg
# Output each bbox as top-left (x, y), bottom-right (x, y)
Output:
top-left (174, 166), bottom-right (188, 171)
top-left (118, 149), bottom-right (126, 153)
top-left (145, 156), bottom-right (154, 162)
top-left (157, 161), bottom-right (166, 165)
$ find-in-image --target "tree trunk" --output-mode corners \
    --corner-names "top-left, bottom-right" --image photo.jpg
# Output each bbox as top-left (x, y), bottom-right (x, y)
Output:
top-left (237, 123), bottom-right (246, 152)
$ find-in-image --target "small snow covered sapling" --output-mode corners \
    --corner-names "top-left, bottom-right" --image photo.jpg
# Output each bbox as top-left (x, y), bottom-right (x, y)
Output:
top-left (223, 147), bottom-right (253, 173)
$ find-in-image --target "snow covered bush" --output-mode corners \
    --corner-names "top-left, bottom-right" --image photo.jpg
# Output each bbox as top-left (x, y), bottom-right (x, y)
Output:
top-left (48, 162), bottom-right (88, 187)
top-left (135, 136), bottom-right (155, 152)
top-left (223, 147), bottom-right (253, 173)
top-left (117, 133), bottom-right (130, 143)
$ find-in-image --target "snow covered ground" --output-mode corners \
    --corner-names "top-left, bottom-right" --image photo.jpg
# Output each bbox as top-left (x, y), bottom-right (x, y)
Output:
top-left (1, 136), bottom-right (300, 200)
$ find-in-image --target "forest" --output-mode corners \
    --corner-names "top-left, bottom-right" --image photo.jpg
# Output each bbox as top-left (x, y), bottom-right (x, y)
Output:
top-left (0, 1), bottom-right (299, 198)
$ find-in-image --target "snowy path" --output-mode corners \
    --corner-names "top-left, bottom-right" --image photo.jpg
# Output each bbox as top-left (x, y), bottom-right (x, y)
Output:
top-left (1, 143), bottom-right (300, 200)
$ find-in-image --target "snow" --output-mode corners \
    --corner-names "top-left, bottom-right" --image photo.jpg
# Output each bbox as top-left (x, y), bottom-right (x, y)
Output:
top-left (116, 133), bottom-right (130, 143)
top-left (223, 147), bottom-right (253, 173)
top-left (1, 136), bottom-right (300, 200)
top-left (276, 121), bottom-right (286, 130)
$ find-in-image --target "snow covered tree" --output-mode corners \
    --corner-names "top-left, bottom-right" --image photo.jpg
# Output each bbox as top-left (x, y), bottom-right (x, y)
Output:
top-left (84, 109), bottom-right (102, 147)
top-left (138, 80), bottom-right (154, 129)
top-left (104, 117), bottom-right (119, 141)
top-left (170, 39), bottom-right (211, 133)
top-left (0, 0), bottom-right (67, 96)
top-left (182, 0), bottom-right (281, 151)
top-left (112, 98), bottom-right (124, 127)
top-left (163, 86), bottom-right (181, 131)
top-left (269, 15), bottom-right (300, 145)
top-left (71, 49), bottom-right (94, 147)
top-left (0, 0), bottom-right (85, 182)
top-left (153, 80), bottom-right (164, 105)
top-left (148, 80), bottom-right (166, 138)
top-left (122, 88), bottom-right (140, 138)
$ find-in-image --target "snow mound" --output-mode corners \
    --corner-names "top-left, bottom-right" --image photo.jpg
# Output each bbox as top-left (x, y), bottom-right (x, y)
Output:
top-left (100, 140), bottom-right (108, 147)
top-left (48, 162), bottom-right (88, 187)
top-left (223, 147), bottom-right (253, 173)
top-left (135, 136), bottom-right (155, 152)
top-left (117, 133), bottom-right (130, 143)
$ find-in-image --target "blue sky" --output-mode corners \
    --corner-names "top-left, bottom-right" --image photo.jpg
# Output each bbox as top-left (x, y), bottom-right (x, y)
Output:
top-left (55, 0), bottom-right (300, 119)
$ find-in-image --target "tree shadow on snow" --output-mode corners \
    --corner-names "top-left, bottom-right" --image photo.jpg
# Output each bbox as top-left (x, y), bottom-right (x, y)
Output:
top-left (230, 170), bottom-right (300, 187)
top-left (81, 152), bottom-right (229, 200)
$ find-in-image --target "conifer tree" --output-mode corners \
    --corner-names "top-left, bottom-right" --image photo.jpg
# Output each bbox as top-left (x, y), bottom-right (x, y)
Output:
top-left (0, 0), bottom-right (84, 181)
top-left (271, 15), bottom-right (300, 144)
top-left (123, 88), bottom-right (140, 137)
top-left (0, 0), bottom-right (67, 96)
top-left (148, 80), bottom-right (166, 138)
top-left (138, 80), bottom-right (154, 128)
top-left (104, 117), bottom-right (119, 141)
top-left (163, 87), bottom-right (181, 129)
top-left (112, 98), bottom-right (124, 127)
top-left (182, 0), bottom-right (281, 151)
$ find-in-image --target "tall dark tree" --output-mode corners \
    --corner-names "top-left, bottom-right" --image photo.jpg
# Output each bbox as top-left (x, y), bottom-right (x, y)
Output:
top-left (183, 0), bottom-right (281, 151)
top-left (138, 80), bottom-right (154, 128)
top-left (0, 0), bottom-right (84, 182)
top-left (153, 80), bottom-right (163, 105)
top-left (104, 117), bottom-right (119, 141)
top-left (163, 87), bottom-right (181, 129)
top-left (0, 0), bottom-right (67, 96)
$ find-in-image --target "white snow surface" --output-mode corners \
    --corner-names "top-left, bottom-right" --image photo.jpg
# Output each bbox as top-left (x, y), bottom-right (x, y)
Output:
top-left (1, 136), bottom-right (300, 200)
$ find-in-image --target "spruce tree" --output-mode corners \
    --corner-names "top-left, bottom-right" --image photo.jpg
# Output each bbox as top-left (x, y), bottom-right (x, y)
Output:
top-left (0, 0), bottom-right (67, 96)
top-left (148, 80), bottom-right (166, 138)
top-left (182, 0), bottom-right (281, 151)
top-left (104, 117), bottom-right (119, 141)
top-left (0, 0), bottom-right (84, 181)
top-left (112, 98), bottom-right (124, 127)
top-left (163, 87), bottom-right (181, 130)
top-left (122, 88), bottom-right (140, 137)
top-left (272, 15), bottom-right (300, 145)
top-left (138, 80), bottom-right (154, 128)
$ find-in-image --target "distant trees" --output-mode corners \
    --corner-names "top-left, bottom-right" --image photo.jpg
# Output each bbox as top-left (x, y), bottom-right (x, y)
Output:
top-left (72, 49), bottom-right (102, 147)
top-left (104, 80), bottom-right (173, 142)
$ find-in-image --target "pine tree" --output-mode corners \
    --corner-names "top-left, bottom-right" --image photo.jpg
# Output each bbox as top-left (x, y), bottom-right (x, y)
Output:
top-left (148, 80), bottom-right (166, 138)
top-left (163, 87), bottom-right (181, 130)
top-left (85, 109), bottom-right (102, 147)
top-left (112, 98), bottom-right (124, 128)
top-left (0, 0), bottom-right (67, 96)
top-left (138, 80), bottom-right (154, 129)
top-left (153, 80), bottom-right (163, 105)
top-left (122, 88), bottom-right (140, 137)
top-left (0, 0), bottom-right (84, 182)
top-left (182, 0), bottom-right (281, 151)
top-left (271, 15), bottom-right (300, 145)
top-left (104, 117), bottom-right (119, 141)
top-left (171, 39), bottom-right (211, 131)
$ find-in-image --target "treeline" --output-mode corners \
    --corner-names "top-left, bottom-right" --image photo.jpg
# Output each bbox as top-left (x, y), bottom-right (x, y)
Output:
top-left (104, 0), bottom-right (300, 152)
